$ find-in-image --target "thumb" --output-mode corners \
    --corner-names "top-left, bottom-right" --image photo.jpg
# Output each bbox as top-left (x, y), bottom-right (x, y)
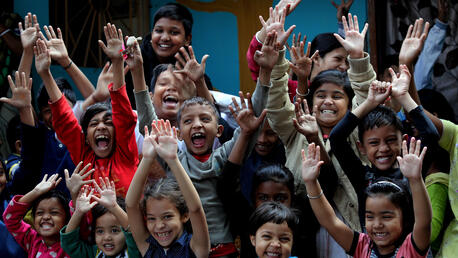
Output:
top-left (0, 98), bottom-right (13, 106)
top-left (333, 33), bottom-right (346, 47)
top-left (201, 54), bottom-right (209, 70)
top-left (256, 109), bottom-right (267, 125)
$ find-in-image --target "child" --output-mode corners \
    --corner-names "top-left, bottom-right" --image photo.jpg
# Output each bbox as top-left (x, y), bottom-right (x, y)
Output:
top-left (34, 23), bottom-right (138, 197)
top-left (126, 120), bottom-right (210, 257)
top-left (248, 201), bottom-right (298, 258)
top-left (3, 174), bottom-right (70, 257)
top-left (301, 139), bottom-right (432, 257)
top-left (60, 177), bottom-right (141, 257)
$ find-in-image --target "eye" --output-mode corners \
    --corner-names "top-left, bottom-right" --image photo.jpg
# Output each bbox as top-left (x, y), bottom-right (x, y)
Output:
top-left (112, 227), bottom-right (121, 233)
top-left (368, 141), bottom-right (379, 146)
top-left (201, 116), bottom-right (211, 122)
top-left (89, 121), bottom-right (98, 127)
top-left (163, 214), bottom-right (173, 220)
top-left (154, 28), bottom-right (163, 34)
top-left (386, 137), bottom-right (397, 143)
top-left (261, 234), bottom-right (272, 240)
top-left (147, 217), bottom-right (156, 222)
top-left (257, 195), bottom-right (268, 201)
top-left (382, 215), bottom-right (393, 219)
top-left (316, 94), bottom-right (326, 99)
top-left (171, 30), bottom-right (180, 35)
top-left (104, 119), bottom-right (113, 126)
top-left (51, 211), bottom-right (60, 216)
top-left (365, 215), bottom-right (374, 220)
top-left (36, 211), bottom-right (43, 216)
top-left (333, 94), bottom-right (343, 99)
top-left (96, 229), bottom-right (104, 235)
top-left (280, 236), bottom-right (291, 242)
top-left (274, 194), bottom-right (288, 202)
top-left (183, 119), bottom-right (191, 124)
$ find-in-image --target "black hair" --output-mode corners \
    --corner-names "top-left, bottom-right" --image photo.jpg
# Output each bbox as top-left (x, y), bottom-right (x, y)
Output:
top-left (365, 178), bottom-right (413, 245)
top-left (252, 163), bottom-right (295, 204)
top-left (37, 77), bottom-right (76, 112)
top-left (92, 197), bottom-right (126, 239)
top-left (80, 102), bottom-right (112, 137)
top-left (248, 201), bottom-right (298, 236)
top-left (177, 97), bottom-right (219, 128)
top-left (149, 63), bottom-right (171, 93)
top-left (310, 33), bottom-right (344, 59)
top-left (31, 189), bottom-right (70, 223)
top-left (358, 105), bottom-right (403, 143)
top-left (6, 115), bottom-right (21, 153)
top-left (142, 177), bottom-right (188, 217)
top-left (305, 69), bottom-right (354, 110)
top-left (153, 3), bottom-right (193, 37)
top-left (418, 89), bottom-right (456, 123)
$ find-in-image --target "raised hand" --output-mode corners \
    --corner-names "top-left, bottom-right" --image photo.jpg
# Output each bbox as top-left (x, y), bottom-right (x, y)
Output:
top-left (0, 71), bottom-right (33, 109)
top-left (124, 36), bottom-right (143, 70)
top-left (275, 0), bottom-right (302, 16)
top-left (399, 18), bottom-right (429, 65)
top-left (34, 38), bottom-right (52, 75)
top-left (142, 125), bottom-right (158, 159)
top-left (289, 38), bottom-right (319, 81)
top-left (34, 173), bottom-right (62, 195)
top-left (98, 23), bottom-right (124, 61)
top-left (170, 65), bottom-right (196, 101)
top-left (151, 120), bottom-right (179, 161)
top-left (301, 143), bottom-right (324, 183)
top-left (174, 46), bottom-right (209, 82)
top-left (331, 0), bottom-right (354, 22)
top-left (18, 13), bottom-right (40, 49)
top-left (293, 99), bottom-right (319, 137)
top-left (397, 137), bottom-right (426, 180)
top-left (389, 64), bottom-right (411, 99)
top-left (40, 26), bottom-right (70, 66)
top-left (92, 177), bottom-right (117, 209)
top-left (259, 5), bottom-right (296, 47)
top-left (254, 31), bottom-right (280, 70)
top-left (92, 62), bottom-right (112, 103)
top-left (75, 185), bottom-right (97, 214)
top-left (286, 32), bottom-right (302, 64)
top-left (367, 80), bottom-right (391, 105)
top-left (229, 92), bottom-right (267, 136)
top-left (334, 13), bottom-right (368, 59)
top-left (64, 161), bottom-right (95, 201)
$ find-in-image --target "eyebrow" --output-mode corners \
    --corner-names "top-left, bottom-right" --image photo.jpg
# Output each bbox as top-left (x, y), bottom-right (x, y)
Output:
top-left (315, 89), bottom-right (345, 94)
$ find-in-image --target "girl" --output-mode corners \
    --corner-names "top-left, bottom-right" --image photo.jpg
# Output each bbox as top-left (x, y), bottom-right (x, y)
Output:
top-left (60, 177), bottom-right (141, 258)
top-left (3, 174), bottom-right (70, 257)
top-left (301, 140), bottom-right (432, 257)
top-left (248, 201), bottom-right (298, 258)
top-left (126, 120), bottom-right (210, 257)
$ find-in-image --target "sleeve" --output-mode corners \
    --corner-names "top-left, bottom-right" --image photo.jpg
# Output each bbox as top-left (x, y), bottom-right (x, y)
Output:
top-left (60, 226), bottom-right (96, 258)
top-left (2, 195), bottom-right (38, 251)
top-left (425, 173), bottom-right (449, 243)
top-left (347, 52), bottom-right (377, 109)
top-left (50, 94), bottom-right (86, 163)
top-left (438, 119), bottom-right (457, 153)
top-left (414, 20), bottom-right (448, 91)
top-left (337, 21), bottom-right (345, 37)
top-left (347, 231), bottom-right (360, 256)
top-left (246, 33), bottom-right (263, 82)
top-left (329, 111), bottom-right (367, 192)
top-left (110, 83), bottom-right (139, 166)
top-left (123, 229), bottom-right (142, 257)
top-left (134, 89), bottom-right (157, 136)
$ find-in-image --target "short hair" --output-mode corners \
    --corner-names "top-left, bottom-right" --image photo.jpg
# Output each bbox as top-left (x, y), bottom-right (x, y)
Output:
top-left (80, 102), bottom-right (112, 137)
top-left (153, 3), bottom-right (193, 37)
top-left (32, 189), bottom-right (70, 223)
top-left (149, 63), bottom-right (171, 93)
top-left (358, 105), bottom-right (403, 142)
top-left (418, 89), bottom-right (456, 123)
top-left (248, 201), bottom-right (298, 236)
top-left (310, 33), bottom-right (344, 59)
top-left (176, 97), bottom-right (219, 128)
top-left (365, 178), bottom-right (413, 245)
top-left (306, 69), bottom-right (354, 109)
top-left (37, 78), bottom-right (76, 111)
top-left (252, 163), bottom-right (295, 203)
top-left (142, 177), bottom-right (188, 216)
top-left (6, 115), bottom-right (21, 153)
top-left (92, 197), bottom-right (126, 236)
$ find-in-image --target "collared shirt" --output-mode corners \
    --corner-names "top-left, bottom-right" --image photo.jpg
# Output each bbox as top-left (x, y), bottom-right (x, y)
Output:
top-left (144, 230), bottom-right (195, 258)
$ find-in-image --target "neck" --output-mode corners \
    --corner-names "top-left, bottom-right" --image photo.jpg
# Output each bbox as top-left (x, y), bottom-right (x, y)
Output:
top-left (43, 235), bottom-right (59, 247)
top-left (320, 126), bottom-right (332, 136)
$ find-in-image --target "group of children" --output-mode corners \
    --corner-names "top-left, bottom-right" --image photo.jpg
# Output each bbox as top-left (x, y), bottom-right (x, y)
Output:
top-left (0, 0), bottom-right (457, 257)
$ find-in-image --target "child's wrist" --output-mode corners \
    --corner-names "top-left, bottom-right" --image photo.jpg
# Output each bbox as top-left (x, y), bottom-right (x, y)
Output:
top-left (349, 50), bottom-right (364, 59)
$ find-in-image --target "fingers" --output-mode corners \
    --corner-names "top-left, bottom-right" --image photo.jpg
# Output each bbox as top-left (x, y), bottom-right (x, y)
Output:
top-left (333, 33), bottom-right (345, 47)
top-left (79, 162), bottom-right (92, 176)
top-left (331, 0), bottom-right (339, 8)
top-left (342, 14), bottom-right (349, 32)
top-left (257, 109), bottom-right (268, 125)
top-left (55, 177), bottom-right (62, 186)
top-left (354, 15), bottom-right (359, 32)
top-left (57, 27), bottom-right (63, 39)
top-left (406, 24), bottom-right (413, 39)
top-left (49, 25), bottom-right (57, 38)
top-left (7, 74), bottom-right (16, 91)
top-left (402, 139), bottom-right (408, 156)
top-left (246, 92), bottom-right (253, 112)
top-left (201, 54), bottom-right (209, 69)
top-left (348, 13), bottom-right (354, 30)
top-left (284, 25), bottom-right (296, 42)
top-left (259, 15), bottom-right (268, 29)
top-left (361, 23), bottom-right (369, 37)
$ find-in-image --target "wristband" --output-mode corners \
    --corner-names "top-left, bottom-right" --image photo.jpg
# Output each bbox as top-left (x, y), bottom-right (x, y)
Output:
top-left (63, 60), bottom-right (73, 70)
top-left (0, 29), bottom-right (11, 37)
top-left (307, 190), bottom-right (323, 199)
top-left (296, 88), bottom-right (309, 98)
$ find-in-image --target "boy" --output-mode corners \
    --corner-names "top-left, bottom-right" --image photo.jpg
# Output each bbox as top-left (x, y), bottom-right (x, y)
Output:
top-left (329, 65), bottom-right (439, 225)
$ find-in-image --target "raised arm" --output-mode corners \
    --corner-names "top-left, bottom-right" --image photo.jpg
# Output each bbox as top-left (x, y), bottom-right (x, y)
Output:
top-left (92, 177), bottom-right (128, 228)
top-left (19, 173), bottom-right (62, 204)
top-left (18, 13), bottom-right (40, 79)
top-left (65, 185), bottom-right (97, 233)
top-left (174, 46), bottom-right (209, 101)
top-left (332, 0), bottom-right (353, 37)
top-left (151, 120), bottom-right (210, 258)
top-left (0, 72), bottom-right (34, 126)
top-left (397, 138), bottom-right (431, 252)
top-left (288, 38), bottom-right (318, 97)
top-left (98, 23), bottom-right (124, 91)
top-left (81, 62), bottom-right (112, 111)
top-left (64, 161), bottom-right (95, 206)
top-left (34, 38), bottom-right (62, 102)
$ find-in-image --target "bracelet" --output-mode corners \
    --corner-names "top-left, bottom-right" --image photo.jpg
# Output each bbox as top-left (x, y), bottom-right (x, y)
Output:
top-left (63, 60), bottom-right (73, 70)
top-left (307, 190), bottom-right (323, 199)
top-left (0, 28), bottom-right (11, 37)
top-left (296, 88), bottom-right (309, 98)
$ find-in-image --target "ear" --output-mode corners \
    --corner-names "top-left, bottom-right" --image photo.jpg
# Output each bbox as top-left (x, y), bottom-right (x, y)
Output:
top-left (357, 140), bottom-right (366, 155)
top-left (14, 140), bottom-right (22, 154)
top-left (312, 54), bottom-right (321, 65)
top-left (177, 128), bottom-right (183, 141)
top-left (180, 212), bottom-right (190, 223)
top-left (149, 91), bottom-right (153, 101)
top-left (216, 124), bottom-right (224, 138)
top-left (184, 34), bottom-right (192, 46)
top-left (250, 234), bottom-right (256, 247)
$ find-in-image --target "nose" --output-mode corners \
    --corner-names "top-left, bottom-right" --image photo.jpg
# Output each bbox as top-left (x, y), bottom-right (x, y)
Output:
top-left (339, 61), bottom-right (349, 71)
top-left (103, 232), bottom-right (112, 241)
top-left (374, 218), bottom-right (384, 228)
top-left (379, 142), bottom-right (390, 152)
top-left (191, 118), bottom-right (203, 129)
top-left (270, 239), bottom-right (281, 248)
top-left (42, 212), bottom-right (51, 219)
top-left (156, 220), bottom-right (166, 229)
top-left (257, 132), bottom-right (267, 144)
top-left (160, 32), bottom-right (170, 41)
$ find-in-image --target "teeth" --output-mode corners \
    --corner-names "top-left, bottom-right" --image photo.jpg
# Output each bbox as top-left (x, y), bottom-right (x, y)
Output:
top-left (104, 244), bottom-right (114, 248)
top-left (321, 110), bottom-right (336, 114)
top-left (160, 44), bottom-right (171, 48)
top-left (96, 135), bottom-right (108, 140)
top-left (266, 252), bottom-right (280, 257)
top-left (157, 232), bottom-right (170, 237)
top-left (375, 232), bottom-right (387, 237)
top-left (192, 133), bottom-right (204, 138)
top-left (164, 96), bottom-right (178, 102)
top-left (41, 224), bottom-right (52, 229)
top-left (377, 157), bottom-right (390, 162)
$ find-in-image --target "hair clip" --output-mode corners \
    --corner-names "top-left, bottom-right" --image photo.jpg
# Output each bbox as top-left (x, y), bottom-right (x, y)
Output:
top-left (373, 180), bottom-right (402, 192)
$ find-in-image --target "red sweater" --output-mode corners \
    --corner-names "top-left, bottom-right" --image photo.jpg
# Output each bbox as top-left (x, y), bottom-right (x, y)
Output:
top-left (50, 84), bottom-right (138, 197)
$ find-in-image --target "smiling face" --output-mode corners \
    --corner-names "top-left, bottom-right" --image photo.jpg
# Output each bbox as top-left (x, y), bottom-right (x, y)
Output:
top-left (151, 17), bottom-right (190, 62)
top-left (365, 195), bottom-right (403, 255)
top-left (86, 111), bottom-right (115, 158)
top-left (250, 221), bottom-right (293, 258)
top-left (152, 70), bottom-right (185, 123)
top-left (178, 104), bottom-right (223, 155)
top-left (312, 82), bottom-right (349, 134)
top-left (95, 213), bottom-right (126, 256)
top-left (254, 181), bottom-right (292, 208)
top-left (145, 197), bottom-right (188, 248)
top-left (359, 125), bottom-right (402, 171)
top-left (313, 47), bottom-right (348, 77)
top-left (255, 122), bottom-right (279, 157)
top-left (34, 197), bottom-right (66, 245)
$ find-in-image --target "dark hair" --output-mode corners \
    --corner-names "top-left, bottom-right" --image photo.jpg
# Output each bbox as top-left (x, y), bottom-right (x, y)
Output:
top-left (358, 105), bottom-right (403, 142)
top-left (80, 102), bottom-right (112, 137)
top-left (37, 78), bottom-right (76, 112)
top-left (252, 163), bottom-right (295, 204)
top-left (177, 97), bottom-right (219, 128)
top-left (92, 197), bottom-right (126, 239)
top-left (32, 189), bottom-right (70, 223)
top-left (365, 178), bottom-right (413, 244)
top-left (142, 177), bottom-right (188, 216)
top-left (248, 201), bottom-right (298, 236)
top-left (7, 115), bottom-right (21, 153)
top-left (153, 3), bottom-right (193, 37)
top-left (310, 33), bottom-right (344, 59)
top-left (306, 69), bottom-right (354, 110)
top-left (418, 89), bottom-right (456, 123)
top-left (149, 63), bottom-right (171, 93)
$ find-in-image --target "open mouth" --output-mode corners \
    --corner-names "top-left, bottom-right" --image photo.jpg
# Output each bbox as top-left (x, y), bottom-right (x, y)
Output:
top-left (163, 95), bottom-right (178, 108)
top-left (191, 132), bottom-right (206, 148)
top-left (265, 251), bottom-right (281, 257)
top-left (373, 232), bottom-right (388, 240)
top-left (95, 135), bottom-right (110, 150)
top-left (320, 109), bottom-right (337, 115)
top-left (376, 155), bottom-right (392, 164)
top-left (158, 43), bottom-right (172, 49)
top-left (155, 231), bottom-right (172, 242)
top-left (40, 222), bottom-right (54, 230)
